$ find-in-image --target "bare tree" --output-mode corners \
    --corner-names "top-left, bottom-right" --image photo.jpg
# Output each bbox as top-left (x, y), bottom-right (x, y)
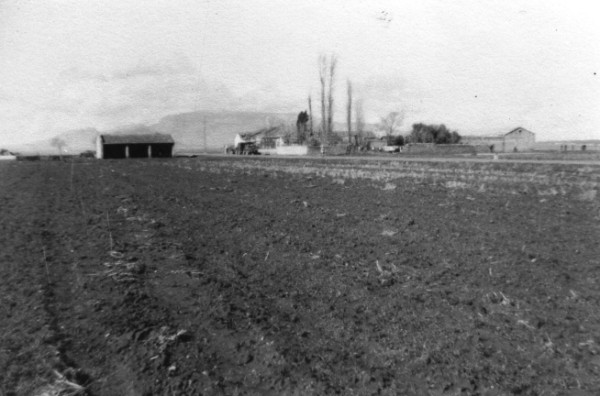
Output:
top-left (318, 53), bottom-right (338, 145)
top-left (50, 137), bottom-right (66, 159)
top-left (346, 79), bottom-right (352, 144)
top-left (379, 111), bottom-right (405, 140)
top-left (296, 111), bottom-right (309, 143)
top-left (318, 55), bottom-right (327, 143)
top-left (355, 99), bottom-right (365, 145)
top-left (327, 54), bottom-right (337, 143)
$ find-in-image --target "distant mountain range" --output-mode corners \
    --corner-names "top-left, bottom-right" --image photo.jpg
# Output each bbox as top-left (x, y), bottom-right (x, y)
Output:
top-left (4, 111), bottom-right (299, 155)
top-left (4, 110), bottom-right (381, 155)
top-left (8, 111), bottom-right (591, 155)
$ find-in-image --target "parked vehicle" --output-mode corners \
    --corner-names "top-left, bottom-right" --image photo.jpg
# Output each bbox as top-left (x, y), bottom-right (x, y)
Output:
top-left (383, 145), bottom-right (401, 153)
top-left (225, 141), bottom-right (260, 155)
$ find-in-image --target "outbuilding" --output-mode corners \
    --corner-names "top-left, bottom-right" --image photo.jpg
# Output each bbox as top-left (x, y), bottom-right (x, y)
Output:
top-left (461, 127), bottom-right (535, 152)
top-left (503, 127), bottom-right (535, 152)
top-left (96, 134), bottom-right (175, 159)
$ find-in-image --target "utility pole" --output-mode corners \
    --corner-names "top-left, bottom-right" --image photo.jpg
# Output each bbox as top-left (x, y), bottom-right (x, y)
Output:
top-left (308, 95), bottom-right (314, 138)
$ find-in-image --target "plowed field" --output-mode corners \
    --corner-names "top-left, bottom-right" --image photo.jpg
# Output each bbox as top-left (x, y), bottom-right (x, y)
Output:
top-left (1, 157), bottom-right (600, 395)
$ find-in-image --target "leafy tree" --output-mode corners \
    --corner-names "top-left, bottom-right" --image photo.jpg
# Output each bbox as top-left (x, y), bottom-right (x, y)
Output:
top-left (307, 95), bottom-right (314, 137)
top-left (387, 134), bottom-right (405, 146)
top-left (296, 111), bottom-right (309, 143)
top-left (435, 124), bottom-right (451, 144)
top-left (409, 123), bottom-right (461, 144)
top-left (450, 131), bottom-right (461, 144)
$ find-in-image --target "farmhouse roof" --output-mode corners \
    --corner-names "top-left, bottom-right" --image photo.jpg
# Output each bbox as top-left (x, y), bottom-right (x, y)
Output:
top-left (462, 135), bottom-right (505, 140)
top-left (505, 127), bottom-right (534, 136)
top-left (240, 126), bottom-right (287, 140)
top-left (463, 127), bottom-right (534, 140)
top-left (100, 134), bottom-right (175, 145)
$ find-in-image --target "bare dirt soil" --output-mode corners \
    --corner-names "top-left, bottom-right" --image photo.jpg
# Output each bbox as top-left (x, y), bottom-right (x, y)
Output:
top-left (1, 157), bottom-right (600, 395)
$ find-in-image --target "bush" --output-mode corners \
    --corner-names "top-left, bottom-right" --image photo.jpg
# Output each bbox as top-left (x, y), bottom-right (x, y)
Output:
top-left (409, 123), bottom-right (461, 144)
top-left (387, 135), bottom-right (405, 146)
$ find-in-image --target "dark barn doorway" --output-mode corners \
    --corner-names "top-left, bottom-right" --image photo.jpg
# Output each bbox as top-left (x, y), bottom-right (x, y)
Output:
top-left (129, 144), bottom-right (149, 158)
top-left (103, 144), bottom-right (127, 159)
top-left (150, 144), bottom-right (173, 158)
top-left (98, 134), bottom-right (175, 159)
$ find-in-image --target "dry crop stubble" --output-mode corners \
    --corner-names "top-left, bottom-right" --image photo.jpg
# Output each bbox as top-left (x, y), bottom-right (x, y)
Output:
top-left (1, 157), bottom-right (600, 394)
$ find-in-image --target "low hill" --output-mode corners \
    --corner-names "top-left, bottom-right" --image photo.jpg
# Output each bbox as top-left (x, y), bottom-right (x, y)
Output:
top-left (5, 111), bottom-right (297, 155)
top-left (4, 110), bottom-right (382, 156)
top-left (2, 128), bottom-right (99, 156)
top-left (152, 111), bottom-right (297, 152)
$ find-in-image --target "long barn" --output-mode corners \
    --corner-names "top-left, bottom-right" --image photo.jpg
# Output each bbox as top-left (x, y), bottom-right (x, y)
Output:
top-left (96, 134), bottom-right (175, 159)
top-left (461, 127), bottom-right (535, 153)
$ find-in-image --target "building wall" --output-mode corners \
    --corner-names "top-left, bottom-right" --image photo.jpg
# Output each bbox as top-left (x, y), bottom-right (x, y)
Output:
top-left (96, 136), bottom-right (103, 159)
top-left (460, 137), bottom-right (504, 152)
top-left (462, 129), bottom-right (535, 152)
top-left (367, 140), bottom-right (386, 150)
top-left (99, 142), bottom-right (173, 159)
top-left (535, 142), bottom-right (600, 151)
top-left (405, 143), bottom-right (476, 155)
top-left (275, 145), bottom-right (308, 155)
top-left (505, 128), bottom-right (535, 151)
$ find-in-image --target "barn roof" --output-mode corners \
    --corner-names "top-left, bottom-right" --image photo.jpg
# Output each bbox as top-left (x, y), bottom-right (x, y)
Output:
top-left (462, 127), bottom-right (534, 140)
top-left (101, 134), bottom-right (174, 144)
top-left (462, 135), bottom-right (505, 140)
top-left (505, 127), bottom-right (534, 136)
top-left (240, 126), bottom-right (287, 140)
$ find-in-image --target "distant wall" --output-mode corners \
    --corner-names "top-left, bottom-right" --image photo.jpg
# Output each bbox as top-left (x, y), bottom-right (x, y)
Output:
top-left (96, 136), bottom-right (103, 159)
top-left (321, 144), bottom-right (350, 156)
top-left (368, 140), bottom-right (387, 150)
top-left (275, 145), bottom-right (309, 156)
top-left (535, 142), bottom-right (600, 152)
top-left (405, 144), bottom-right (476, 155)
top-left (473, 145), bottom-right (494, 153)
top-left (258, 148), bottom-right (277, 155)
top-left (505, 128), bottom-right (535, 151)
top-left (461, 138), bottom-right (504, 152)
top-left (461, 132), bottom-right (535, 152)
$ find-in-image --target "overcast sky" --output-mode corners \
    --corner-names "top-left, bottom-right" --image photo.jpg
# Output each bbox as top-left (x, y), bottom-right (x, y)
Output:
top-left (1, 0), bottom-right (599, 144)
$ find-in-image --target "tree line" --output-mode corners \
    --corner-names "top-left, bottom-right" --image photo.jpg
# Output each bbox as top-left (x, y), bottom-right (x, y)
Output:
top-left (295, 54), bottom-right (461, 147)
top-left (406, 123), bottom-right (461, 144)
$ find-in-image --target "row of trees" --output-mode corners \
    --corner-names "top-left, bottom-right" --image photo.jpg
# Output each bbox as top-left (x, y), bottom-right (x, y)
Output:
top-left (295, 54), bottom-right (461, 147)
top-left (296, 54), bottom-right (367, 146)
top-left (407, 123), bottom-right (461, 144)
top-left (385, 124), bottom-right (461, 146)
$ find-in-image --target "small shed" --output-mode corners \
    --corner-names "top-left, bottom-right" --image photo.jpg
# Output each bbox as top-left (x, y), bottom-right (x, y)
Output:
top-left (96, 134), bottom-right (175, 159)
